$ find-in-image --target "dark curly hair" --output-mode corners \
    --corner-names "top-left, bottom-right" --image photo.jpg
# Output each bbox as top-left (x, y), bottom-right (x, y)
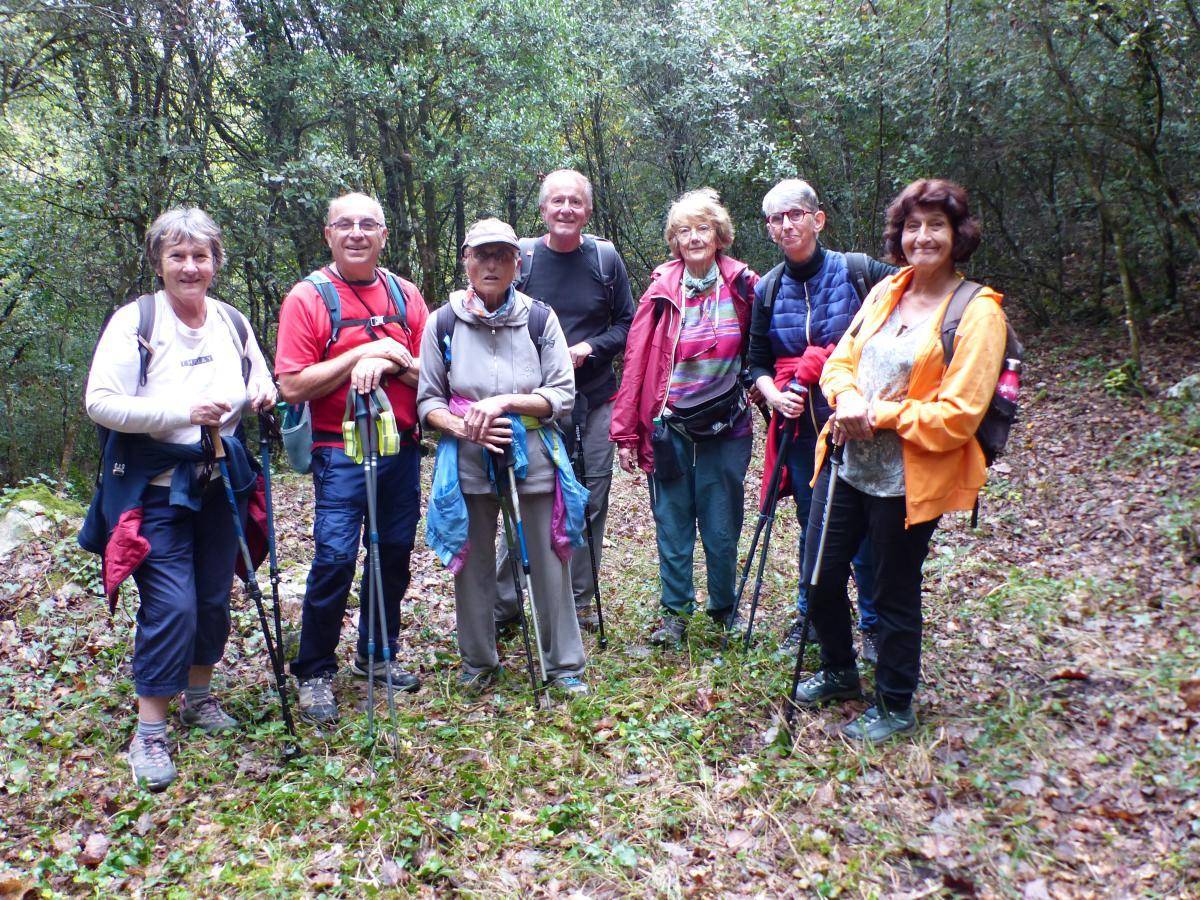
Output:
top-left (882, 179), bottom-right (981, 265)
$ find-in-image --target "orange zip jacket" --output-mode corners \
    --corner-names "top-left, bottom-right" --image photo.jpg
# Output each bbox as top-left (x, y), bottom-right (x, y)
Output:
top-left (814, 266), bottom-right (1008, 526)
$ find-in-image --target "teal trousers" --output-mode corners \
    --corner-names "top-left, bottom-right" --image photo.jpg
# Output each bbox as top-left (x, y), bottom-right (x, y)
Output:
top-left (651, 428), bottom-right (752, 617)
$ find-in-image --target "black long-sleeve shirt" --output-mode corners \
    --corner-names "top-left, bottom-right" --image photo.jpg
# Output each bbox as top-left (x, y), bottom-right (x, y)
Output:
top-left (520, 236), bottom-right (635, 404)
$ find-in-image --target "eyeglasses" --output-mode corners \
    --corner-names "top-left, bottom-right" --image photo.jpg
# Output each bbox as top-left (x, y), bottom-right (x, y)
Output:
top-left (765, 209), bottom-right (817, 228)
top-left (327, 218), bottom-right (384, 234)
top-left (467, 246), bottom-right (516, 263)
top-left (675, 223), bottom-right (714, 240)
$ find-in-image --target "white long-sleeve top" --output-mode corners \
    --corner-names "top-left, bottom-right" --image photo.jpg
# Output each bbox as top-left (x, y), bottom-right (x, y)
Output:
top-left (86, 292), bottom-right (272, 461)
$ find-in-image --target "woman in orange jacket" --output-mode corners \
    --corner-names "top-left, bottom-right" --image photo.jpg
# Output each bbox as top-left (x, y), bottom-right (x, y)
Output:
top-left (790, 179), bottom-right (1009, 741)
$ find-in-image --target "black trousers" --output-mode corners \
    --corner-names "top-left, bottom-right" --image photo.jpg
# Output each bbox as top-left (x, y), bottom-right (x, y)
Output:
top-left (802, 465), bottom-right (939, 711)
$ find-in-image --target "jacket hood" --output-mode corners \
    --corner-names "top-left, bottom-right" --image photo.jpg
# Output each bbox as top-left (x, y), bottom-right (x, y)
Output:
top-left (448, 287), bottom-right (534, 328)
top-left (646, 253), bottom-right (751, 309)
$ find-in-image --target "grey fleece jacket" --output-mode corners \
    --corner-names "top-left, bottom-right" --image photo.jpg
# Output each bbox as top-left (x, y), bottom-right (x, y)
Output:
top-left (417, 289), bottom-right (575, 495)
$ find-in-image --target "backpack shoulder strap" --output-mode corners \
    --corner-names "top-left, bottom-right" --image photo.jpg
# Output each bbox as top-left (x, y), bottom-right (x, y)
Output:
top-left (217, 301), bottom-right (252, 384)
top-left (135, 293), bottom-right (157, 386)
top-left (379, 268), bottom-right (410, 332)
top-left (433, 303), bottom-right (458, 370)
top-left (516, 237), bottom-right (540, 291)
top-left (759, 262), bottom-right (785, 309)
top-left (844, 252), bottom-right (871, 302)
top-left (304, 269), bottom-right (343, 357)
top-left (527, 298), bottom-right (551, 350)
top-left (218, 301), bottom-right (249, 348)
top-left (584, 234), bottom-right (618, 287)
top-left (939, 280), bottom-right (985, 366)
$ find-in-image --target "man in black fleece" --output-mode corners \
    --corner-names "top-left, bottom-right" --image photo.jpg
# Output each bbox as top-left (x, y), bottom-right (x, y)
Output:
top-left (494, 168), bottom-right (635, 630)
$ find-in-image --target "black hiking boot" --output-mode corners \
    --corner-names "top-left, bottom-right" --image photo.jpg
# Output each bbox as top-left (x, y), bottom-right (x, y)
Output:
top-left (843, 703), bottom-right (916, 742)
top-left (860, 628), bottom-right (879, 666)
top-left (780, 617), bottom-right (819, 653)
top-left (790, 667), bottom-right (863, 707)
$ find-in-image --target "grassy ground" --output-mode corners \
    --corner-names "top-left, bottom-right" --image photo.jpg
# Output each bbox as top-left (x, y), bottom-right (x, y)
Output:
top-left (1, 323), bottom-right (1198, 897)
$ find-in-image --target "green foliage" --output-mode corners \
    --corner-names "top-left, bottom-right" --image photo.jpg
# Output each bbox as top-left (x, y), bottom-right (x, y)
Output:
top-left (0, 0), bottom-right (1199, 483)
top-left (1103, 359), bottom-right (1145, 395)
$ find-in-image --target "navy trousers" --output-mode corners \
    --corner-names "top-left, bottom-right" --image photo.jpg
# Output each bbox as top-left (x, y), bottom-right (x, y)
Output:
top-left (131, 483), bottom-right (244, 696)
top-left (291, 444), bottom-right (420, 678)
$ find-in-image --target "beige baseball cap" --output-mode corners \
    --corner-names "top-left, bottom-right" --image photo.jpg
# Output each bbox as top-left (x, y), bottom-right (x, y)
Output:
top-left (462, 217), bottom-right (519, 250)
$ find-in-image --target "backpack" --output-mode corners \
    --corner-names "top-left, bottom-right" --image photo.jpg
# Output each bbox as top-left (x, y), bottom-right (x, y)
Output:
top-left (304, 267), bottom-right (410, 355)
top-left (758, 251), bottom-right (875, 310)
top-left (516, 235), bottom-right (619, 297)
top-left (90, 292), bottom-right (252, 485)
top-left (938, 280), bottom-right (1024, 467)
top-left (279, 267), bottom-right (412, 472)
top-left (432, 298), bottom-right (551, 372)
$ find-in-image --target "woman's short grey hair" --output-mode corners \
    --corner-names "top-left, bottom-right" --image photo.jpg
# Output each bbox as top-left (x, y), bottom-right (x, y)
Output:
top-left (761, 179), bottom-right (820, 217)
top-left (145, 207), bottom-right (225, 273)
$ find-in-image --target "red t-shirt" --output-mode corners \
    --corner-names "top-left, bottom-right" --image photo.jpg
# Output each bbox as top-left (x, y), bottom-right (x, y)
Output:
top-left (275, 268), bottom-right (429, 444)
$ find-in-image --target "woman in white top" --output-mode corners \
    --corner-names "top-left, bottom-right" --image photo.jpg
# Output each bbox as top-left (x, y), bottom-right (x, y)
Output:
top-left (84, 207), bottom-right (275, 791)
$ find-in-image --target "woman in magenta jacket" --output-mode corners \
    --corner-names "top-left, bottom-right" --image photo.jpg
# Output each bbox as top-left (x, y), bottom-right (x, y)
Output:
top-left (610, 188), bottom-right (759, 647)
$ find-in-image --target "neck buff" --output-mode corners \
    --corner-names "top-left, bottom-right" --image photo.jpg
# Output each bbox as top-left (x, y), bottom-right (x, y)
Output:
top-left (682, 261), bottom-right (719, 298)
top-left (464, 285), bottom-right (515, 320)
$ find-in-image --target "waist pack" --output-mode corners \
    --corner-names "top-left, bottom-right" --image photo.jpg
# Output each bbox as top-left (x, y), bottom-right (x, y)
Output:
top-left (663, 372), bottom-right (748, 442)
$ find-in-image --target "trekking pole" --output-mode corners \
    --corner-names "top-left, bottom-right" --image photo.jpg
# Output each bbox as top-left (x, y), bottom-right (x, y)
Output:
top-left (784, 435), bottom-right (845, 732)
top-left (259, 410), bottom-right (283, 655)
top-left (491, 446), bottom-right (544, 702)
top-left (490, 446), bottom-right (551, 706)
top-left (204, 427), bottom-right (299, 756)
top-left (722, 381), bottom-right (801, 652)
top-left (570, 404), bottom-right (607, 650)
top-left (739, 416), bottom-right (797, 651)
top-left (355, 392), bottom-right (401, 756)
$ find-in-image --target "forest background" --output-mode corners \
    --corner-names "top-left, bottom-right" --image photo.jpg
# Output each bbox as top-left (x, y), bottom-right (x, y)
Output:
top-left (1, 2), bottom-right (1199, 895)
top-left (0, 0), bottom-right (1198, 485)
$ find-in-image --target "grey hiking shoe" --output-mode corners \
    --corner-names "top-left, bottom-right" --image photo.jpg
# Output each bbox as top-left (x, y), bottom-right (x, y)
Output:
top-left (129, 734), bottom-right (176, 792)
top-left (575, 604), bottom-right (600, 631)
top-left (843, 703), bottom-right (916, 742)
top-left (649, 615), bottom-right (687, 647)
top-left (791, 667), bottom-right (863, 707)
top-left (178, 694), bottom-right (238, 733)
top-left (298, 674), bottom-right (339, 723)
top-left (552, 675), bottom-right (589, 696)
top-left (351, 655), bottom-right (421, 693)
top-left (457, 668), bottom-right (499, 696)
top-left (780, 617), bottom-right (818, 653)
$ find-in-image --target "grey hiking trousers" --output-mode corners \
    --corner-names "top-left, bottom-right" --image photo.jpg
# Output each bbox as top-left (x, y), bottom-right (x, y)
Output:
top-left (459, 492), bottom-right (585, 680)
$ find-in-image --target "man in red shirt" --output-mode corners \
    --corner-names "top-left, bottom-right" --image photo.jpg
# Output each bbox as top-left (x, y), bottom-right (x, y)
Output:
top-left (275, 192), bottom-right (429, 723)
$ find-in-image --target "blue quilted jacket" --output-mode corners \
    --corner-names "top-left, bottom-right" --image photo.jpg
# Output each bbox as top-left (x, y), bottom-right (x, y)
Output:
top-left (748, 247), bottom-right (882, 438)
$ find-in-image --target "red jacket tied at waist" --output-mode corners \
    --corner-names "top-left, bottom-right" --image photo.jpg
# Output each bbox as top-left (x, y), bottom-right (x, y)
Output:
top-left (757, 345), bottom-right (834, 506)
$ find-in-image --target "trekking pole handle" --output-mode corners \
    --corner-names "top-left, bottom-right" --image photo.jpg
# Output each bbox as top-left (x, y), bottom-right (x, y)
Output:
top-left (488, 442), bottom-right (516, 471)
top-left (207, 426), bottom-right (226, 460)
top-left (259, 408), bottom-right (281, 442)
top-left (826, 431), bottom-right (845, 466)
